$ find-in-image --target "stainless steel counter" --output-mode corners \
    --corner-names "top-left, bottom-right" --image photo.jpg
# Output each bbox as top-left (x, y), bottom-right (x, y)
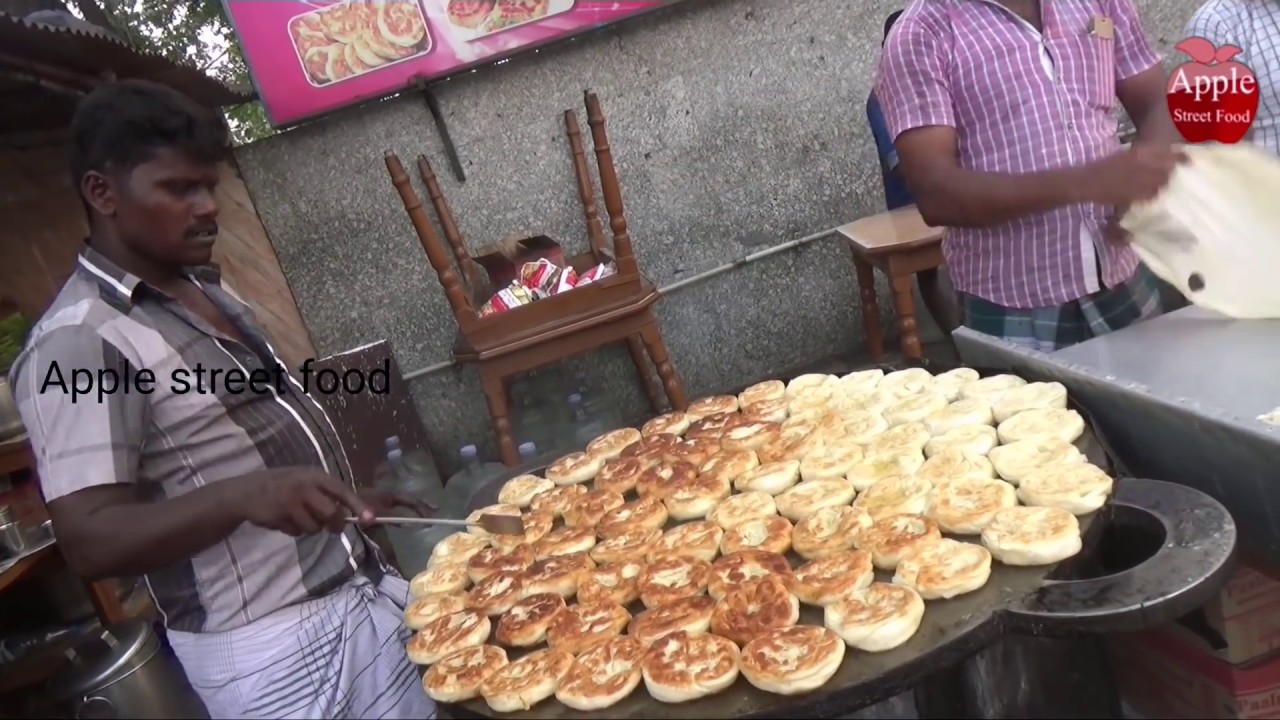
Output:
top-left (953, 307), bottom-right (1280, 573)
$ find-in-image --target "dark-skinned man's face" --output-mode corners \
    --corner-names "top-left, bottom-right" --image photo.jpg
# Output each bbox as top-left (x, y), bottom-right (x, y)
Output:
top-left (82, 146), bottom-right (221, 267)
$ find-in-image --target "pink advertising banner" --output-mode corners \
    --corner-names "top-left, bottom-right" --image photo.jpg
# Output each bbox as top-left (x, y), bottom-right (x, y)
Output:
top-left (223, 0), bottom-right (676, 128)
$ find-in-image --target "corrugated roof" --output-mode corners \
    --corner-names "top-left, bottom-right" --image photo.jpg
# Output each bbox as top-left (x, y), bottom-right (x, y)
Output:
top-left (0, 10), bottom-right (254, 109)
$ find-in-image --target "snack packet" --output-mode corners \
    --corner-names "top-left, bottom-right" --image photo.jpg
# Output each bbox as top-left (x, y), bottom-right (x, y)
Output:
top-left (575, 262), bottom-right (618, 287)
top-left (479, 281), bottom-right (536, 317)
top-left (518, 258), bottom-right (562, 295)
top-left (550, 265), bottom-right (578, 295)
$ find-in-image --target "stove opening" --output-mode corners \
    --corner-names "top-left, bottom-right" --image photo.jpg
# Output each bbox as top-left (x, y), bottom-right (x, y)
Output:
top-left (1049, 504), bottom-right (1165, 581)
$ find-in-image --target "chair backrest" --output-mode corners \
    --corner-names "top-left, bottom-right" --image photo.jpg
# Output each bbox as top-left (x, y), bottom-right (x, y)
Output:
top-left (384, 151), bottom-right (479, 333)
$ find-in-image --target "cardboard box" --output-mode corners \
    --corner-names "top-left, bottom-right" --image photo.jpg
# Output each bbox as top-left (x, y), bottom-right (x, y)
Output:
top-left (1174, 563), bottom-right (1280, 666)
top-left (1110, 627), bottom-right (1280, 719)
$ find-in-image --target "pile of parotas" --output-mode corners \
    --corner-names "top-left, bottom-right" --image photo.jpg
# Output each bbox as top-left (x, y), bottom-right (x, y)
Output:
top-left (401, 368), bottom-right (1112, 712)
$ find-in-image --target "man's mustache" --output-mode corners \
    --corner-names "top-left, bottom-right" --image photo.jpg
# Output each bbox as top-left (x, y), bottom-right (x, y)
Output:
top-left (186, 223), bottom-right (219, 238)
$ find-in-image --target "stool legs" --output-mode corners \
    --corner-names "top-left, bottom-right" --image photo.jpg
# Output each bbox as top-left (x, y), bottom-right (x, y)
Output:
top-left (626, 334), bottom-right (666, 413)
top-left (481, 374), bottom-right (520, 466)
top-left (853, 255), bottom-right (885, 362)
top-left (891, 274), bottom-right (923, 361)
top-left (640, 322), bottom-right (687, 411)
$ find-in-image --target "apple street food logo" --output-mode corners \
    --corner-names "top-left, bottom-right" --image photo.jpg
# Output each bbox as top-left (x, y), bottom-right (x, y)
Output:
top-left (1167, 37), bottom-right (1259, 144)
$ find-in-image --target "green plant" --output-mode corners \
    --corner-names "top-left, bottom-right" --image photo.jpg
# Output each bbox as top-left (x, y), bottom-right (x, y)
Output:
top-left (0, 313), bottom-right (29, 373)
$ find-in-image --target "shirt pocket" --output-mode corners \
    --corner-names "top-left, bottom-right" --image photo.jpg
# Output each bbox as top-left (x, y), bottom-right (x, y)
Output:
top-left (1062, 32), bottom-right (1116, 111)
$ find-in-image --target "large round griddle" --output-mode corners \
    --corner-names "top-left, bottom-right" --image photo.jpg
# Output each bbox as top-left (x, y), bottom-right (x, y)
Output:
top-left (446, 363), bottom-right (1236, 720)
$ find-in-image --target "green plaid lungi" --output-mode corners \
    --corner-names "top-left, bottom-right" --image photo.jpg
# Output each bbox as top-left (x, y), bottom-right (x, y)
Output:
top-left (960, 265), bottom-right (1180, 353)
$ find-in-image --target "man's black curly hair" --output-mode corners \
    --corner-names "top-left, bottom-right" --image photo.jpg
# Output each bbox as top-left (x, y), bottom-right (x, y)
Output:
top-left (69, 79), bottom-right (230, 203)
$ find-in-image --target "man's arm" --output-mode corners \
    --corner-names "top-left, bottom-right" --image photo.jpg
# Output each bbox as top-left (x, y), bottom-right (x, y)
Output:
top-left (13, 328), bottom-right (366, 580)
top-left (12, 328), bottom-right (254, 578)
top-left (1113, 0), bottom-right (1181, 145)
top-left (875, 18), bottom-right (1093, 227)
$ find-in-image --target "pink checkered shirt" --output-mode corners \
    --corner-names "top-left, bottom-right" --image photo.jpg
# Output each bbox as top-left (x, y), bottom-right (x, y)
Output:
top-left (874, 0), bottom-right (1160, 309)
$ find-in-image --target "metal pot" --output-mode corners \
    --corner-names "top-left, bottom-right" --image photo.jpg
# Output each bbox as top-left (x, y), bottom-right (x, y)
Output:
top-left (48, 621), bottom-right (209, 719)
top-left (0, 376), bottom-right (25, 440)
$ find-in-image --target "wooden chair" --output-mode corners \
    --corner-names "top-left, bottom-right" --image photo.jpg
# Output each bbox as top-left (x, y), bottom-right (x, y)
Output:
top-left (385, 90), bottom-right (687, 466)
top-left (836, 205), bottom-right (946, 361)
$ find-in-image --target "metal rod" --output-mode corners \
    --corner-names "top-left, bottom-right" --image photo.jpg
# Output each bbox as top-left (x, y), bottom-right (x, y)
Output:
top-left (398, 224), bottom-right (840, 381)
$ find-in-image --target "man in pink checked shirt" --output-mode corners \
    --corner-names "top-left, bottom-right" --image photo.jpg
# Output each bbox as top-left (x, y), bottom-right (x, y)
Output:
top-left (875, 0), bottom-right (1187, 352)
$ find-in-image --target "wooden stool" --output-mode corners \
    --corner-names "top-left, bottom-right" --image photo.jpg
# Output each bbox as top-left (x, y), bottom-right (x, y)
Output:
top-left (385, 91), bottom-right (688, 466)
top-left (837, 205), bottom-right (945, 361)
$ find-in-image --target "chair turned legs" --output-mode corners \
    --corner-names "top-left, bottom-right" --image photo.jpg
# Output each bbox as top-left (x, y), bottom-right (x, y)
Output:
top-left (481, 375), bottom-right (520, 466)
top-left (626, 334), bottom-right (666, 413)
top-left (852, 254), bottom-right (885, 363)
top-left (891, 274), bottom-right (923, 361)
top-left (639, 321), bottom-right (687, 411)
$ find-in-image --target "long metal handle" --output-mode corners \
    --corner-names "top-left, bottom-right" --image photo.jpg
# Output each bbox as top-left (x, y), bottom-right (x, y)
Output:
top-left (346, 516), bottom-right (471, 528)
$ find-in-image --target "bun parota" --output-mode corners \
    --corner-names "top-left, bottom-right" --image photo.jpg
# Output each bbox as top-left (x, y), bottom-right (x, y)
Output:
top-left (411, 561), bottom-right (470, 597)
top-left (842, 409), bottom-right (891, 444)
top-left (686, 394), bottom-right (740, 420)
top-left (932, 367), bottom-right (980, 401)
top-left (586, 427), bottom-right (643, 461)
top-left (496, 592), bottom-right (567, 647)
top-left (861, 514), bottom-right (943, 570)
top-left (839, 369), bottom-right (885, 395)
top-left (479, 647), bottom-right (575, 713)
top-left (555, 636), bottom-right (646, 711)
top-left (787, 549), bottom-right (874, 606)
top-left (799, 439), bottom-right (865, 482)
top-left (428, 531), bottom-right (490, 569)
top-left (545, 451), bottom-right (604, 486)
top-left (925, 425), bottom-right (999, 458)
top-left (708, 549), bottom-right (794, 600)
top-left (734, 460), bottom-right (802, 495)
top-left (641, 630), bottom-right (741, 704)
top-left (596, 496), bottom-right (669, 539)
top-left (893, 538), bottom-right (992, 600)
top-left (776, 478), bottom-right (857, 522)
top-left (708, 490), bottom-right (778, 530)
top-left (981, 506), bottom-right (1083, 566)
top-left (406, 609), bottom-right (490, 665)
top-left (498, 474), bottom-right (555, 508)
top-left (405, 591), bottom-right (469, 631)
top-left (650, 520), bottom-right (724, 563)
top-left (590, 527), bottom-right (661, 566)
top-left (961, 374), bottom-right (1027, 403)
top-left (638, 555), bottom-right (711, 608)
top-left (988, 438), bottom-right (1085, 486)
top-left (563, 488), bottom-right (626, 529)
top-left (487, 510), bottom-right (553, 553)
top-left (852, 474), bottom-right (933, 521)
top-left (578, 560), bottom-right (644, 607)
top-left (883, 392), bottom-right (950, 427)
top-left (739, 379), bottom-right (786, 407)
top-left (629, 595), bottom-right (717, 646)
top-left (845, 454), bottom-right (926, 492)
top-left (1017, 462), bottom-right (1113, 515)
top-left (823, 582), bottom-right (925, 652)
top-left (709, 575), bottom-right (801, 647)
top-left (466, 569), bottom-right (524, 616)
top-left (423, 645), bottom-right (509, 703)
top-left (546, 600), bottom-right (632, 655)
top-left (923, 398), bottom-right (995, 435)
top-left (643, 411), bottom-right (691, 437)
top-left (991, 382), bottom-right (1069, 424)
top-left (739, 625), bottom-right (846, 696)
top-left (996, 407), bottom-right (1086, 445)
top-left (529, 483), bottom-right (588, 518)
top-left (720, 515), bottom-right (794, 556)
top-left (926, 477), bottom-right (1018, 535)
top-left (594, 456), bottom-right (649, 495)
top-left (878, 368), bottom-right (936, 398)
top-left (792, 505), bottom-right (873, 561)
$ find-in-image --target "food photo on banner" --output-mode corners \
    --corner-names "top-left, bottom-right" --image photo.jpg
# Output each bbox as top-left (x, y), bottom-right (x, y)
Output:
top-left (222, 0), bottom-right (685, 128)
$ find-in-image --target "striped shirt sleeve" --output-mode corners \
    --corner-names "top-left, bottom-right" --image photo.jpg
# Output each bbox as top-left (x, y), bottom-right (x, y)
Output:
top-left (874, 17), bottom-right (956, 142)
top-left (12, 327), bottom-right (150, 502)
top-left (1111, 0), bottom-right (1162, 81)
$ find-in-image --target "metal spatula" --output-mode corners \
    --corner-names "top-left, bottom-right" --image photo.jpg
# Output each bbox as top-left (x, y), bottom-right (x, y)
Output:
top-left (346, 513), bottom-right (526, 536)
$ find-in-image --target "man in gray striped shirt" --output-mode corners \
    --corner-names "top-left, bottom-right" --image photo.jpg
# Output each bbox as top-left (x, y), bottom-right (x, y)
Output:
top-left (1185, 0), bottom-right (1280, 156)
top-left (9, 81), bottom-right (435, 719)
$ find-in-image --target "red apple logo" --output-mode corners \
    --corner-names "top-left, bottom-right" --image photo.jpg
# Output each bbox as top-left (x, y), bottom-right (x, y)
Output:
top-left (1167, 37), bottom-right (1259, 144)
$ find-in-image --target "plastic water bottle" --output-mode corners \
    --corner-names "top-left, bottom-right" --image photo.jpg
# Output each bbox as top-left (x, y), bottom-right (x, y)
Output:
top-left (519, 442), bottom-right (537, 463)
top-left (384, 436), bottom-right (443, 508)
top-left (441, 445), bottom-right (508, 518)
top-left (568, 393), bottom-right (609, 449)
top-left (570, 368), bottom-right (623, 431)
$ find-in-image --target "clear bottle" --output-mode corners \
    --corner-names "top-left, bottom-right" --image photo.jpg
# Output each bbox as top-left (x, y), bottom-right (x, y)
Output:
top-left (383, 436), bottom-right (443, 506)
top-left (518, 442), bottom-right (537, 463)
top-left (441, 445), bottom-right (508, 518)
top-left (570, 368), bottom-right (623, 431)
top-left (568, 393), bottom-right (609, 449)
top-left (380, 441), bottom-right (446, 577)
